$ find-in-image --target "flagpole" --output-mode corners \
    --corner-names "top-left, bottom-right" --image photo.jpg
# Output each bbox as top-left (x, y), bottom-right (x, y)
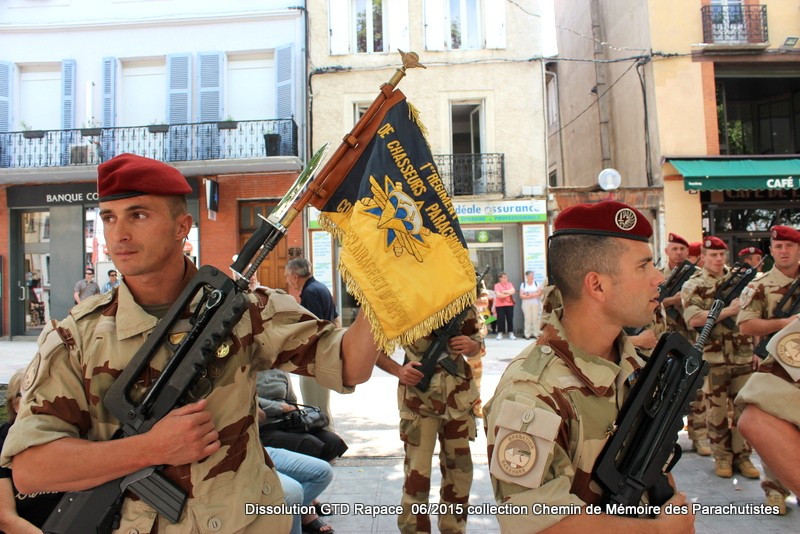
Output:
top-left (300, 51), bottom-right (426, 211)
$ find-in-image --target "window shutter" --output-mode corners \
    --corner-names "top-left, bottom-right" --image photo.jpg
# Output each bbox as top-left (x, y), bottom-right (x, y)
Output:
top-left (0, 61), bottom-right (12, 133)
top-left (61, 59), bottom-right (76, 130)
top-left (198, 52), bottom-right (224, 122)
top-left (387, 0), bottom-right (410, 52)
top-left (329, 0), bottom-right (350, 55)
top-left (102, 57), bottom-right (117, 128)
top-left (484, 0), bottom-right (507, 49)
top-left (167, 53), bottom-right (192, 124)
top-left (424, 0), bottom-right (446, 51)
top-left (275, 44), bottom-right (294, 119)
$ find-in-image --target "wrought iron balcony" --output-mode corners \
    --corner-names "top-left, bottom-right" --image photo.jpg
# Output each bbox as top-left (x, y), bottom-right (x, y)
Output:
top-left (0, 119), bottom-right (298, 169)
top-left (701, 4), bottom-right (768, 45)
top-left (432, 153), bottom-right (504, 196)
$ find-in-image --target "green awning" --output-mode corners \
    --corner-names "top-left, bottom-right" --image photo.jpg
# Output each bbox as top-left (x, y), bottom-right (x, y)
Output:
top-left (668, 159), bottom-right (800, 191)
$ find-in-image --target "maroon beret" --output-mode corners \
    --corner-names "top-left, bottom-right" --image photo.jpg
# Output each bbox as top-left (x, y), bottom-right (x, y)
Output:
top-left (98, 153), bottom-right (191, 202)
top-left (553, 201), bottom-right (652, 242)
top-left (770, 225), bottom-right (800, 244)
top-left (702, 236), bottom-right (727, 250)
top-left (668, 232), bottom-right (689, 247)
top-left (688, 242), bottom-right (702, 256)
top-left (738, 247), bottom-right (763, 257)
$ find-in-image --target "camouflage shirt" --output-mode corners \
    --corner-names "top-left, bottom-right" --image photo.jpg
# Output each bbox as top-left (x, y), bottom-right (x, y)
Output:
top-left (485, 309), bottom-right (643, 532)
top-left (1, 260), bottom-right (349, 533)
top-left (682, 267), bottom-right (753, 365)
top-left (399, 306), bottom-right (482, 420)
top-left (661, 265), bottom-right (690, 339)
top-left (736, 355), bottom-right (800, 427)
top-left (737, 267), bottom-right (797, 325)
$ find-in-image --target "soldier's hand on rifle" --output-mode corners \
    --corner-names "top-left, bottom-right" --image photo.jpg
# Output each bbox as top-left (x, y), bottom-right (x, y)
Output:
top-left (723, 298), bottom-right (741, 317)
top-left (397, 361), bottom-right (424, 386)
top-left (448, 335), bottom-right (480, 357)
top-left (148, 399), bottom-right (221, 466)
top-left (629, 329), bottom-right (658, 350)
top-left (655, 491), bottom-right (695, 533)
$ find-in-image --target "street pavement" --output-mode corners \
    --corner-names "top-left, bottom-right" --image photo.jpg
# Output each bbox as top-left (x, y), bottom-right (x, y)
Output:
top-left (0, 337), bottom-right (797, 533)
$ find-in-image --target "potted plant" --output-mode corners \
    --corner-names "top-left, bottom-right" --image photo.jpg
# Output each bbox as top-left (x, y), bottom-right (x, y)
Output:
top-left (81, 121), bottom-right (102, 137)
top-left (148, 122), bottom-right (169, 134)
top-left (217, 117), bottom-right (238, 130)
top-left (21, 121), bottom-right (45, 139)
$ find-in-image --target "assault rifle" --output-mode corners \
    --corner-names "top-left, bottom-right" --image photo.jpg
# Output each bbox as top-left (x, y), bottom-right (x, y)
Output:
top-left (595, 300), bottom-right (724, 511)
top-left (662, 259), bottom-right (698, 321)
top-left (43, 145), bottom-right (330, 534)
top-left (713, 259), bottom-right (765, 330)
top-left (414, 266), bottom-right (490, 393)
top-left (754, 277), bottom-right (800, 359)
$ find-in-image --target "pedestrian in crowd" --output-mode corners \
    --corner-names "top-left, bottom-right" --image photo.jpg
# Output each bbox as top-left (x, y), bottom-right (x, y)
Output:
top-left (0, 369), bottom-right (64, 533)
top-left (72, 267), bottom-right (100, 303)
top-left (737, 225), bottom-right (800, 514)
top-left (257, 368), bottom-right (348, 462)
top-left (376, 300), bottom-right (483, 534)
top-left (682, 236), bottom-right (759, 480)
top-left (101, 269), bottom-right (120, 293)
top-left (687, 241), bottom-right (705, 268)
top-left (519, 270), bottom-right (543, 340)
top-left (737, 318), bottom-right (800, 506)
top-left (738, 246), bottom-right (764, 272)
top-left (485, 201), bottom-right (693, 532)
top-left (467, 280), bottom-right (490, 417)
top-left (493, 272), bottom-right (516, 340)
top-left (285, 257), bottom-right (339, 433)
top-left (683, 239), bottom-right (710, 454)
top-left (0, 153), bottom-right (381, 533)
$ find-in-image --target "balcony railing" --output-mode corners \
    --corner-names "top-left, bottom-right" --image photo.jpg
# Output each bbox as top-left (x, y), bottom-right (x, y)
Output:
top-left (0, 119), bottom-right (298, 169)
top-left (433, 153), bottom-right (504, 196)
top-left (701, 4), bottom-right (768, 45)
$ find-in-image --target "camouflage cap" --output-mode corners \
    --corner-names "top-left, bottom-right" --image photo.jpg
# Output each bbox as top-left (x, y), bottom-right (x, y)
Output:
top-left (98, 153), bottom-right (191, 202)
top-left (553, 201), bottom-right (652, 242)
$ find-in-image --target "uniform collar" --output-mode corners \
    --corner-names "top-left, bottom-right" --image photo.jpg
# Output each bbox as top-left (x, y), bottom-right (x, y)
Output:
top-left (768, 266), bottom-right (797, 286)
top-left (536, 309), bottom-right (643, 396)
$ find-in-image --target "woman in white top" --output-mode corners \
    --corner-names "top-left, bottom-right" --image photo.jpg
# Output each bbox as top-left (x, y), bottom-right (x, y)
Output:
top-left (519, 270), bottom-right (543, 339)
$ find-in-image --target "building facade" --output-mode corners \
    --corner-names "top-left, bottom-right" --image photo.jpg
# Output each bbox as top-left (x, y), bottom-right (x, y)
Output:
top-left (549, 0), bottom-right (800, 264)
top-left (0, 0), bottom-right (309, 337)
top-left (307, 0), bottom-right (551, 325)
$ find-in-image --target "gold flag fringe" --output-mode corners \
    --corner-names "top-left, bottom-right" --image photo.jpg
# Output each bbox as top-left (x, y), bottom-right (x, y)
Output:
top-left (317, 211), bottom-right (475, 353)
top-left (407, 101), bottom-right (433, 152)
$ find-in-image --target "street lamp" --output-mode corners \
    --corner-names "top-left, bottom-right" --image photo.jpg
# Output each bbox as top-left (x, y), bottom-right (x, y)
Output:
top-left (598, 168), bottom-right (621, 191)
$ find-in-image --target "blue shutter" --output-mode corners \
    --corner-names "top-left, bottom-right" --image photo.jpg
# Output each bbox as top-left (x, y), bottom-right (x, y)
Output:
top-left (167, 53), bottom-right (192, 161)
top-left (0, 61), bottom-right (12, 167)
top-left (101, 57), bottom-right (117, 161)
top-left (61, 59), bottom-right (76, 165)
top-left (198, 52), bottom-right (224, 159)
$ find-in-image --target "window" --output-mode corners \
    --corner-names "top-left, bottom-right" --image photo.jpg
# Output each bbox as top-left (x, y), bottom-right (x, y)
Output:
top-left (120, 59), bottom-right (166, 127)
top-left (546, 77), bottom-right (559, 128)
top-left (354, 0), bottom-right (386, 53)
top-left (448, 0), bottom-right (480, 50)
top-left (354, 102), bottom-right (370, 124)
top-left (425, 0), bottom-right (504, 51)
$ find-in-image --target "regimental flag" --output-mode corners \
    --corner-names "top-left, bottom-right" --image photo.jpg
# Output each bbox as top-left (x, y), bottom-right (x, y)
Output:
top-left (313, 90), bottom-right (475, 352)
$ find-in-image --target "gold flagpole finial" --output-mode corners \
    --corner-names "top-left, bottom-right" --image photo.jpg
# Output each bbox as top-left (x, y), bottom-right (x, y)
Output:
top-left (388, 50), bottom-right (426, 88)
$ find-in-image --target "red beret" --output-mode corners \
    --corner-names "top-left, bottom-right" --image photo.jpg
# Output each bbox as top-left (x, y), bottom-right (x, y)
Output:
top-left (668, 232), bottom-right (689, 247)
top-left (702, 236), bottom-right (727, 250)
top-left (553, 201), bottom-right (652, 242)
top-left (738, 247), bottom-right (763, 257)
top-left (770, 225), bottom-right (800, 244)
top-left (688, 242), bottom-right (702, 256)
top-left (98, 153), bottom-right (191, 202)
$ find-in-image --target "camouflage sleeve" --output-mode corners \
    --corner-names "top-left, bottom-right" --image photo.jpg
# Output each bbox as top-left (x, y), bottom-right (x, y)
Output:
top-left (487, 388), bottom-right (585, 532)
top-left (682, 281), bottom-right (705, 325)
top-left (248, 289), bottom-right (351, 395)
top-left (737, 282), bottom-right (766, 324)
top-left (735, 365), bottom-right (800, 427)
top-left (1, 319), bottom-right (88, 467)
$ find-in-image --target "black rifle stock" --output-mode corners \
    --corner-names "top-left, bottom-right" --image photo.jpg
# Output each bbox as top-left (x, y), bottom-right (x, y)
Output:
top-left (43, 146), bottom-right (330, 534)
top-left (754, 277), bottom-right (800, 359)
top-left (414, 266), bottom-right (489, 393)
top-left (713, 259), bottom-right (765, 330)
top-left (595, 300), bottom-right (724, 512)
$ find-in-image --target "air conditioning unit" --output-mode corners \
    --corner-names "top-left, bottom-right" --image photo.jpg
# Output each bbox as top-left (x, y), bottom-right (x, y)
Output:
top-left (70, 144), bottom-right (89, 165)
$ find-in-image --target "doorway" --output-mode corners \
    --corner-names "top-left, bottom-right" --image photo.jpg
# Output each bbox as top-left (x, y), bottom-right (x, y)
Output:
top-left (19, 211), bottom-right (51, 335)
top-left (239, 201), bottom-right (289, 290)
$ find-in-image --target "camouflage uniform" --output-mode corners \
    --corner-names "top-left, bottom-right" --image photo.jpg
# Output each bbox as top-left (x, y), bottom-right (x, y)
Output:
top-left (397, 306), bottom-right (482, 534)
top-left (676, 269), bottom-right (708, 444)
top-left (682, 267), bottom-right (754, 465)
top-left (485, 309), bottom-right (644, 532)
top-left (1, 260), bottom-right (350, 534)
top-left (737, 267), bottom-right (798, 498)
top-left (466, 306), bottom-right (487, 417)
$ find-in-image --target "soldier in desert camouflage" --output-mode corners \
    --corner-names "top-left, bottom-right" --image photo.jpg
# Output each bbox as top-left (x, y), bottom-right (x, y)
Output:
top-left (485, 201), bottom-right (694, 533)
top-left (682, 236), bottom-right (759, 480)
top-left (376, 306), bottom-right (483, 534)
top-left (737, 224), bottom-right (800, 514)
top-left (1, 153), bottom-right (381, 533)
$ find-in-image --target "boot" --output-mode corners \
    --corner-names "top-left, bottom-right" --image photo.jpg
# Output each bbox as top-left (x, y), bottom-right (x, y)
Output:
top-left (714, 458), bottom-right (733, 478)
top-left (766, 490), bottom-right (787, 515)
top-left (734, 459), bottom-right (760, 479)
top-left (693, 439), bottom-right (711, 456)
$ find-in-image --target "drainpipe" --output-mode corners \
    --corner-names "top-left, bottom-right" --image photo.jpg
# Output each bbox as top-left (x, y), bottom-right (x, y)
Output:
top-left (590, 0), bottom-right (612, 171)
top-left (544, 69), bottom-right (566, 187)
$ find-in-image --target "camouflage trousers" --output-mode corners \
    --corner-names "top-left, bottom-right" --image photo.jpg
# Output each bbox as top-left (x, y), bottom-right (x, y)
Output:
top-left (705, 363), bottom-right (754, 462)
top-left (687, 387), bottom-right (708, 441)
top-left (466, 354), bottom-right (483, 413)
top-left (398, 412), bottom-right (474, 534)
